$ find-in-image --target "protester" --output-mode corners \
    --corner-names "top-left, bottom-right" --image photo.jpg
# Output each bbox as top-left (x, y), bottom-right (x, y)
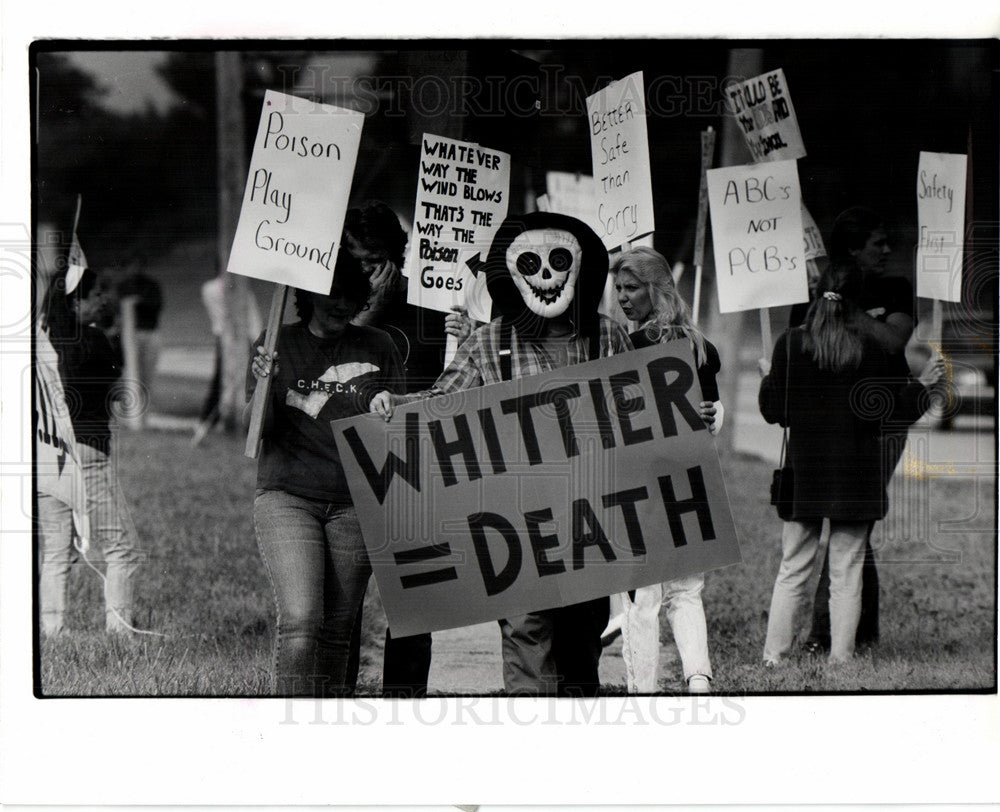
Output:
top-left (786, 207), bottom-right (917, 653)
top-left (609, 247), bottom-right (723, 694)
top-left (371, 212), bottom-right (633, 697)
top-left (37, 265), bottom-right (143, 635)
top-left (246, 250), bottom-right (403, 696)
top-left (758, 260), bottom-right (939, 664)
top-left (342, 200), bottom-right (467, 697)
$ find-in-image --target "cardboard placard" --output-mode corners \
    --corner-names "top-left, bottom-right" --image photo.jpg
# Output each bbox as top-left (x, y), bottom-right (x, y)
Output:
top-left (916, 151), bottom-right (967, 303)
top-left (332, 340), bottom-right (742, 637)
top-left (226, 90), bottom-right (364, 294)
top-left (707, 159), bottom-right (809, 313)
top-left (543, 171), bottom-right (603, 235)
top-left (801, 202), bottom-right (827, 260)
top-left (404, 133), bottom-right (511, 314)
top-left (586, 72), bottom-right (655, 249)
top-left (725, 68), bottom-right (807, 163)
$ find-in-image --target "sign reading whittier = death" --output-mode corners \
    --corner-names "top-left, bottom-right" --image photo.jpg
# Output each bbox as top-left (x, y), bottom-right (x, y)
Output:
top-left (586, 72), bottom-right (655, 250)
top-left (916, 151), bottom-right (967, 303)
top-left (332, 341), bottom-right (742, 637)
top-left (707, 159), bottom-right (808, 313)
top-left (405, 134), bottom-right (510, 313)
top-left (725, 68), bottom-right (806, 163)
top-left (227, 90), bottom-right (364, 294)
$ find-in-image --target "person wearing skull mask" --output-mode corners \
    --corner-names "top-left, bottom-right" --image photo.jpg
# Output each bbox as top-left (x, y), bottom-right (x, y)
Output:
top-left (370, 212), bottom-right (633, 697)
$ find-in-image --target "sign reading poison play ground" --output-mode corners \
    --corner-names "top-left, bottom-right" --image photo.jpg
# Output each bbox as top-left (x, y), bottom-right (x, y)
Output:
top-left (332, 341), bottom-right (741, 637)
top-left (707, 159), bottom-right (808, 312)
top-left (227, 90), bottom-right (364, 294)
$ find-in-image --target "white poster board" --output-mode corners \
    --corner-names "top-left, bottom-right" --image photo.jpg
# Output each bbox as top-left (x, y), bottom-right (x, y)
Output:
top-left (586, 71), bottom-right (655, 250)
top-left (801, 202), bottom-right (827, 260)
top-left (706, 159), bottom-right (808, 313)
top-left (226, 90), bottom-right (364, 294)
top-left (916, 151), bottom-right (967, 303)
top-left (544, 171), bottom-right (602, 235)
top-left (404, 133), bottom-right (510, 314)
top-left (725, 68), bottom-right (807, 163)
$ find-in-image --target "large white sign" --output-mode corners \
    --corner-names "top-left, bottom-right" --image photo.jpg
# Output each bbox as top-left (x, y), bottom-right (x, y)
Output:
top-left (542, 171), bottom-right (602, 235)
top-left (227, 90), bottom-right (364, 294)
top-left (725, 68), bottom-right (806, 163)
top-left (586, 72), bottom-right (655, 250)
top-left (916, 151), bottom-right (967, 302)
top-left (707, 159), bottom-right (808, 312)
top-left (404, 134), bottom-right (510, 314)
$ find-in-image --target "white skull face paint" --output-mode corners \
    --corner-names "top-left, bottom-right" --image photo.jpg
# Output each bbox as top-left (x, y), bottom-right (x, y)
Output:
top-left (505, 228), bottom-right (582, 318)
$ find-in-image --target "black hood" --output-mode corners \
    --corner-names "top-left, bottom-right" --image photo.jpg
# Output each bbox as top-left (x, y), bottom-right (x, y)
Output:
top-left (484, 212), bottom-right (609, 339)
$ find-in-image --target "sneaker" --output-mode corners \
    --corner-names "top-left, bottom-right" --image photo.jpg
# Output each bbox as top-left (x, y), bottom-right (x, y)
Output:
top-left (687, 674), bottom-right (711, 694)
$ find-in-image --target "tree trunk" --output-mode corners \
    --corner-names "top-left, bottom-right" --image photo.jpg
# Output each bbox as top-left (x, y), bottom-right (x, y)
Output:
top-left (215, 51), bottom-right (251, 431)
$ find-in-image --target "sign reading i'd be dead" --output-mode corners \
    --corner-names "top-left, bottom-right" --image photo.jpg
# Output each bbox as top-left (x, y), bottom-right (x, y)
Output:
top-left (332, 340), bottom-right (741, 637)
top-left (706, 159), bottom-right (808, 313)
top-left (227, 90), bottom-right (364, 294)
top-left (725, 68), bottom-right (806, 163)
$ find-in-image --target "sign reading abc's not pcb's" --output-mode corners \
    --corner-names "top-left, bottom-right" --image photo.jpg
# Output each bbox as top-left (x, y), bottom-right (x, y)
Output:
top-left (332, 341), bottom-right (742, 637)
top-left (707, 159), bottom-right (808, 312)
top-left (226, 90), bottom-right (364, 294)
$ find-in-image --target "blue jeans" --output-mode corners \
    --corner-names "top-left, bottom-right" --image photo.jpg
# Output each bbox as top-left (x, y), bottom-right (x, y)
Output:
top-left (253, 490), bottom-right (371, 696)
top-left (763, 519), bottom-right (869, 664)
top-left (37, 442), bottom-right (142, 634)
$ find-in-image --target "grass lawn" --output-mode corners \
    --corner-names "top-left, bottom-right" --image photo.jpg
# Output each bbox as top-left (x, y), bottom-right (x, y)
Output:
top-left (36, 428), bottom-right (996, 696)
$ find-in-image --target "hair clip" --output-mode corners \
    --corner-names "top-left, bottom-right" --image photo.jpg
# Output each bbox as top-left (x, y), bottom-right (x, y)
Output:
top-left (822, 291), bottom-right (842, 302)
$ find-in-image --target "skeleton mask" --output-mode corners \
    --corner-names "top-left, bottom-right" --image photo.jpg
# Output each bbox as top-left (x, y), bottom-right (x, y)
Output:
top-left (505, 228), bottom-right (582, 318)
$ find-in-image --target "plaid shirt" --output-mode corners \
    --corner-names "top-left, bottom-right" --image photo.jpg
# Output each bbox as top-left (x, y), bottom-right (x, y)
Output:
top-left (407, 315), bottom-right (633, 399)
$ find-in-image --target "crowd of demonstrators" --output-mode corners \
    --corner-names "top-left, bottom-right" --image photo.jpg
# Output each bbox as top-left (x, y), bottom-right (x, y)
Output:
top-left (245, 250), bottom-right (403, 697)
top-left (37, 264), bottom-right (144, 636)
top-left (371, 212), bottom-right (634, 697)
top-left (759, 258), bottom-right (941, 665)
top-left (33, 194), bottom-right (940, 693)
top-left (609, 247), bottom-right (723, 695)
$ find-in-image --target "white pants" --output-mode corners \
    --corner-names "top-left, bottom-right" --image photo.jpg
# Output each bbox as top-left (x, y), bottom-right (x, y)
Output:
top-left (620, 574), bottom-right (713, 692)
top-left (763, 519), bottom-right (869, 663)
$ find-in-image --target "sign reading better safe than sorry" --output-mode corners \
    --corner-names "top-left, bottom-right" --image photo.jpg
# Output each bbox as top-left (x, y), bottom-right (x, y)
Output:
top-left (332, 341), bottom-right (742, 637)
top-left (916, 151), bottom-right (967, 303)
top-left (227, 90), bottom-right (364, 294)
top-left (707, 159), bottom-right (808, 312)
top-left (405, 134), bottom-right (510, 313)
top-left (586, 72), bottom-right (655, 250)
top-left (725, 68), bottom-right (806, 163)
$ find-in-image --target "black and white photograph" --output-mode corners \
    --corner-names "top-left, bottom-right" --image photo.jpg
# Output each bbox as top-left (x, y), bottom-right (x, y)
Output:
top-left (1, 2), bottom-right (998, 807)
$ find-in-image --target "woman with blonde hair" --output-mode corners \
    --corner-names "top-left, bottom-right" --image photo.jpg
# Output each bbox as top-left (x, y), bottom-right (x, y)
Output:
top-left (608, 246), bottom-right (723, 694)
